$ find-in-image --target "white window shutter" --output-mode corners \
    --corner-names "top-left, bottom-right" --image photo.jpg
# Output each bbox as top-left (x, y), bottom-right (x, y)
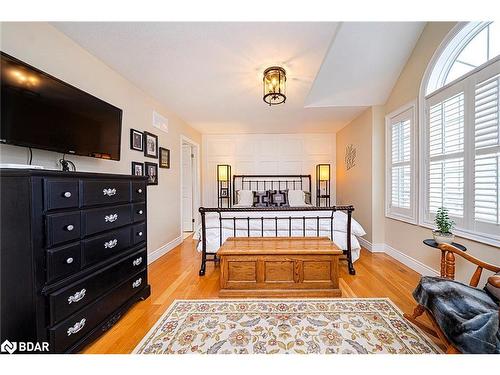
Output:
top-left (474, 73), bottom-right (500, 227)
top-left (385, 104), bottom-right (416, 223)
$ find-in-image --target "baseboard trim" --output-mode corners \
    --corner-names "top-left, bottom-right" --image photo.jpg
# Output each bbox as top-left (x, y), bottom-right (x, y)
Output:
top-left (358, 237), bottom-right (385, 253)
top-left (148, 235), bottom-right (183, 265)
top-left (383, 244), bottom-right (439, 277)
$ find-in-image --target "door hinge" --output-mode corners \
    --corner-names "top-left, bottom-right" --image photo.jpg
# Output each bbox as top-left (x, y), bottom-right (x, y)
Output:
top-left (191, 153), bottom-right (195, 159)
top-left (192, 219), bottom-right (195, 223)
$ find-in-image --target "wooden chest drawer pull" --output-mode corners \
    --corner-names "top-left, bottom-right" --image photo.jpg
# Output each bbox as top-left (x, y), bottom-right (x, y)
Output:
top-left (104, 213), bottom-right (118, 223)
top-left (137, 231), bottom-right (143, 237)
top-left (67, 288), bottom-right (86, 304)
top-left (67, 318), bottom-right (86, 336)
top-left (104, 239), bottom-right (118, 249)
top-left (63, 191), bottom-right (72, 198)
top-left (66, 257), bottom-right (74, 264)
top-left (137, 188), bottom-right (143, 194)
top-left (102, 188), bottom-right (117, 196)
top-left (132, 277), bottom-right (142, 289)
top-left (132, 257), bottom-right (143, 267)
top-left (65, 224), bottom-right (75, 231)
top-left (137, 210), bottom-right (143, 215)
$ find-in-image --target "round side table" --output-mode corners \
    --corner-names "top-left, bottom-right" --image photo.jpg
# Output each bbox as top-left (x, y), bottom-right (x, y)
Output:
top-left (423, 239), bottom-right (467, 252)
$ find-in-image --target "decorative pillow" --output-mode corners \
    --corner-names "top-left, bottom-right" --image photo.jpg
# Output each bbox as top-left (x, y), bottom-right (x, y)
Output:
top-left (269, 190), bottom-right (289, 207)
top-left (237, 190), bottom-right (254, 206)
top-left (253, 191), bottom-right (270, 207)
top-left (484, 272), bottom-right (500, 302)
top-left (288, 190), bottom-right (306, 206)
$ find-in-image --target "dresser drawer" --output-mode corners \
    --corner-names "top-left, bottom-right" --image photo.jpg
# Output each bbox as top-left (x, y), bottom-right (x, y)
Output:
top-left (48, 249), bottom-right (147, 325)
top-left (132, 223), bottom-right (146, 245)
top-left (82, 204), bottom-right (132, 236)
top-left (44, 179), bottom-right (79, 211)
top-left (49, 270), bottom-right (147, 353)
top-left (132, 203), bottom-right (146, 222)
top-left (81, 180), bottom-right (131, 207)
top-left (47, 243), bottom-right (82, 283)
top-left (46, 211), bottom-right (81, 247)
top-left (82, 226), bottom-right (132, 266)
top-left (132, 181), bottom-right (146, 202)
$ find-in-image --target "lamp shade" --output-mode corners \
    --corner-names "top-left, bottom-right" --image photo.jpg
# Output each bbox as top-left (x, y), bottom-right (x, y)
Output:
top-left (317, 164), bottom-right (330, 181)
top-left (217, 164), bottom-right (230, 182)
top-left (263, 66), bottom-right (286, 105)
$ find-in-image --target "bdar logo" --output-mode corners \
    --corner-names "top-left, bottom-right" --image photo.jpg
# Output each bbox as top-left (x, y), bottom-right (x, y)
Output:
top-left (1, 340), bottom-right (17, 354)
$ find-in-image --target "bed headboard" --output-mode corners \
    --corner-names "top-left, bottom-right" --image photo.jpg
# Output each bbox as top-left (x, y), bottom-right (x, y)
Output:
top-left (232, 174), bottom-right (312, 205)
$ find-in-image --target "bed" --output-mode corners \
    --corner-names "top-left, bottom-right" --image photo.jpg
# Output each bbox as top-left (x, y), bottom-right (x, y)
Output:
top-left (194, 174), bottom-right (366, 276)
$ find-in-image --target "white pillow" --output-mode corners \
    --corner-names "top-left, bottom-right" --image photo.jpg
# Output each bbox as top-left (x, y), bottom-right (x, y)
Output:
top-left (288, 190), bottom-right (307, 206)
top-left (236, 190), bottom-right (254, 206)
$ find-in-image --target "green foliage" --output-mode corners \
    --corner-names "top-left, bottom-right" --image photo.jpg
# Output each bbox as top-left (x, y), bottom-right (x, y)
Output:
top-left (434, 207), bottom-right (455, 234)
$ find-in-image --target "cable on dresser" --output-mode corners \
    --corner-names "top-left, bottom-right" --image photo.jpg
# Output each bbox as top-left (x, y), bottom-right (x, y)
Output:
top-left (27, 147), bottom-right (33, 165)
top-left (59, 153), bottom-right (77, 172)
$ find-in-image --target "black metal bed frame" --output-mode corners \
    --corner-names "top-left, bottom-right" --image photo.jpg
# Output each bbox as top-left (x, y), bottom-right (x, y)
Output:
top-left (198, 205), bottom-right (356, 277)
top-left (232, 174), bottom-right (312, 205)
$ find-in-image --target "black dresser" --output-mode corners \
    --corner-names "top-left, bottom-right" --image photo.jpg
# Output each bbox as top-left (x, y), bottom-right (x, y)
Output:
top-left (0, 169), bottom-right (151, 353)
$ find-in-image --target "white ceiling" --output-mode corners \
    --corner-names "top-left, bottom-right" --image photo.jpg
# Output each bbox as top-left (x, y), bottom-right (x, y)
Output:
top-left (305, 22), bottom-right (426, 107)
top-left (52, 22), bottom-right (424, 134)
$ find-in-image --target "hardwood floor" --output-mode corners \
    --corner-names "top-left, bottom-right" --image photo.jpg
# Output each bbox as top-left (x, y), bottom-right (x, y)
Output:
top-left (82, 236), bottom-right (436, 353)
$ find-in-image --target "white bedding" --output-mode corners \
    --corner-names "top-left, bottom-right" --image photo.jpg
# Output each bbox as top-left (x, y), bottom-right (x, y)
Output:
top-left (194, 209), bottom-right (365, 263)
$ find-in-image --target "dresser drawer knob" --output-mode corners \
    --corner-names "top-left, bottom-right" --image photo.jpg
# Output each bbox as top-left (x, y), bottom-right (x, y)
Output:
top-left (133, 257), bottom-right (143, 266)
top-left (105, 213), bottom-right (118, 223)
top-left (66, 257), bottom-right (74, 264)
top-left (138, 231), bottom-right (143, 237)
top-left (103, 188), bottom-right (117, 196)
top-left (63, 191), bottom-right (72, 198)
top-left (67, 318), bottom-right (86, 336)
top-left (104, 239), bottom-right (118, 249)
top-left (65, 224), bottom-right (75, 231)
top-left (67, 288), bottom-right (86, 304)
top-left (132, 278), bottom-right (142, 289)
top-left (137, 210), bottom-right (143, 215)
top-left (137, 188), bottom-right (143, 194)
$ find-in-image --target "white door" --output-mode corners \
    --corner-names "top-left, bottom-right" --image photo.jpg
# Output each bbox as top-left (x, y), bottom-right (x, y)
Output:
top-left (182, 144), bottom-right (194, 232)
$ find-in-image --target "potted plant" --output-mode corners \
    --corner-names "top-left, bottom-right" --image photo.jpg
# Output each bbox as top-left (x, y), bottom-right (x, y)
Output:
top-left (433, 207), bottom-right (455, 244)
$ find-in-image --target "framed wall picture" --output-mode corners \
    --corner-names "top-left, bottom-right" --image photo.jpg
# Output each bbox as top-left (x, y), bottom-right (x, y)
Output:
top-left (159, 147), bottom-right (170, 168)
top-left (143, 131), bottom-right (158, 158)
top-left (130, 129), bottom-right (144, 152)
top-left (131, 161), bottom-right (144, 176)
top-left (145, 162), bottom-right (158, 185)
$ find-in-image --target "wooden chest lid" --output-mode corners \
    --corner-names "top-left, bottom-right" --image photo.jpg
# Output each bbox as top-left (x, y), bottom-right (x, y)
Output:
top-left (218, 237), bottom-right (343, 256)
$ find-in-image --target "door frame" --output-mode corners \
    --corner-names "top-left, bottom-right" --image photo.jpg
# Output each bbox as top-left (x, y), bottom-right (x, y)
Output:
top-left (179, 135), bottom-right (201, 238)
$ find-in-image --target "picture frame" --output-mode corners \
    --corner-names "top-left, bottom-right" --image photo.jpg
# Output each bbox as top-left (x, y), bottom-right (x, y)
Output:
top-left (144, 162), bottom-right (158, 185)
top-left (131, 161), bottom-right (144, 176)
top-left (130, 129), bottom-right (144, 152)
top-left (159, 147), bottom-right (170, 168)
top-left (143, 131), bottom-right (158, 158)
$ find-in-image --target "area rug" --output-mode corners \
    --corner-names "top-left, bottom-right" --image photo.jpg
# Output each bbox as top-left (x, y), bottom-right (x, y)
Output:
top-left (133, 298), bottom-right (441, 354)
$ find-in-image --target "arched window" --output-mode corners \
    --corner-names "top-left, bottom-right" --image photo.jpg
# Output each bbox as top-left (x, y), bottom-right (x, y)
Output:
top-left (420, 22), bottom-right (500, 246)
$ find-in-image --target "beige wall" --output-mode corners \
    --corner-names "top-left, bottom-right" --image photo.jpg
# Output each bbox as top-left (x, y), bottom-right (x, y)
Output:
top-left (385, 22), bottom-right (499, 283)
top-left (336, 108), bottom-right (374, 241)
top-left (0, 22), bottom-right (202, 259)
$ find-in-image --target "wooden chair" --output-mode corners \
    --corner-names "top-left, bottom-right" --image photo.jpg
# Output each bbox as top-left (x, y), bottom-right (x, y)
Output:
top-left (404, 243), bottom-right (500, 354)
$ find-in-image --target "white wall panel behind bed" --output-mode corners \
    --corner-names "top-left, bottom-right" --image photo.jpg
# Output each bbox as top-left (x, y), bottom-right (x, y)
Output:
top-left (202, 133), bottom-right (336, 207)
top-left (203, 134), bottom-right (336, 207)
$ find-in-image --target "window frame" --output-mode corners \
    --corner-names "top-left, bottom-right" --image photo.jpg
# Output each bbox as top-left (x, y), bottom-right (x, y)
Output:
top-left (419, 55), bottom-right (500, 247)
top-left (385, 101), bottom-right (418, 224)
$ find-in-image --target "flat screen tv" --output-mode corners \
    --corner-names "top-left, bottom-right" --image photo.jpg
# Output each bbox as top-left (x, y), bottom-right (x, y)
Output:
top-left (1, 52), bottom-right (122, 161)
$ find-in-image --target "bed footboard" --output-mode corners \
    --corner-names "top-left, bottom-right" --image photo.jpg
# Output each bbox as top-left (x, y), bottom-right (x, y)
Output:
top-left (198, 206), bottom-right (356, 276)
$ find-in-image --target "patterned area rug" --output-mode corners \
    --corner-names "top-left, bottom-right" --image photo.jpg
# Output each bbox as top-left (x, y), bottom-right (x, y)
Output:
top-left (133, 298), bottom-right (441, 354)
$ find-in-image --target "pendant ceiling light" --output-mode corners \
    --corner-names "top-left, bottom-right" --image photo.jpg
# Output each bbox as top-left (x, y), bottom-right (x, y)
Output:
top-left (263, 66), bottom-right (286, 106)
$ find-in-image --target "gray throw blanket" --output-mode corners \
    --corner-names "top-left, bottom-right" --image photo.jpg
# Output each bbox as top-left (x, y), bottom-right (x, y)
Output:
top-left (413, 276), bottom-right (500, 354)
